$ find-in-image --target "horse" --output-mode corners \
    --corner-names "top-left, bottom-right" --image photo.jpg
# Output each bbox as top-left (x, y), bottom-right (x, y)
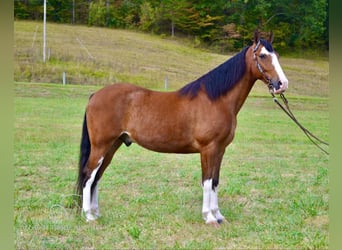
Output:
top-left (77, 30), bottom-right (288, 225)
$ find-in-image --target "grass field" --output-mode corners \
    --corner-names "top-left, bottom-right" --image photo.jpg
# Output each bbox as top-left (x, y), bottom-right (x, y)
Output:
top-left (14, 82), bottom-right (328, 249)
top-left (14, 21), bottom-right (329, 249)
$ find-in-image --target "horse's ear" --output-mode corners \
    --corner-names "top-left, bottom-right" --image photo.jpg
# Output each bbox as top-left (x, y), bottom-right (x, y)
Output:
top-left (254, 29), bottom-right (260, 44)
top-left (268, 31), bottom-right (274, 44)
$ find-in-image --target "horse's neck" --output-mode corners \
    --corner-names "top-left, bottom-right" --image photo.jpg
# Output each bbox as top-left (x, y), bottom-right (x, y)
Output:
top-left (222, 47), bottom-right (258, 115)
top-left (223, 73), bottom-right (257, 115)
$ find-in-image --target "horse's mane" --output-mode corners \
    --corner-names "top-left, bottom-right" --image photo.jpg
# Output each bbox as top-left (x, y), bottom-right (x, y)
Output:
top-left (178, 46), bottom-right (250, 100)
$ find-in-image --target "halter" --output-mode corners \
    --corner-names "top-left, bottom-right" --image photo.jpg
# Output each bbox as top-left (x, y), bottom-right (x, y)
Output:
top-left (253, 41), bottom-right (272, 88)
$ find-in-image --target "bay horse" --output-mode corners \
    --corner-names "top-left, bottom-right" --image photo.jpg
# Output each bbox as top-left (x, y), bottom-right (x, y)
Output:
top-left (77, 30), bottom-right (288, 225)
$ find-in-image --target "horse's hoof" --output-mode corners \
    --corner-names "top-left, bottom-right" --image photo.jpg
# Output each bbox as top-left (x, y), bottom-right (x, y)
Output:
top-left (86, 216), bottom-right (97, 222)
top-left (84, 211), bottom-right (98, 222)
top-left (217, 219), bottom-right (223, 224)
top-left (207, 220), bottom-right (220, 227)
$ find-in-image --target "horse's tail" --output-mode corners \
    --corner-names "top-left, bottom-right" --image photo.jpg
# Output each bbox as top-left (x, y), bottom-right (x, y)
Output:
top-left (76, 113), bottom-right (91, 205)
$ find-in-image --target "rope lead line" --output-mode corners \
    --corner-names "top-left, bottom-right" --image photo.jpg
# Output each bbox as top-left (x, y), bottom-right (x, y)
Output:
top-left (270, 92), bottom-right (329, 155)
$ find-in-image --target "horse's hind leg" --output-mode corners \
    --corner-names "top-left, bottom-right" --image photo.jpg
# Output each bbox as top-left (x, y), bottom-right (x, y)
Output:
top-left (88, 140), bottom-right (123, 219)
top-left (82, 140), bottom-right (122, 221)
top-left (82, 151), bottom-right (104, 221)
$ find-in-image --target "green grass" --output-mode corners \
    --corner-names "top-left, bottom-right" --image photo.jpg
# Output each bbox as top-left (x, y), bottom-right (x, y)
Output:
top-left (14, 82), bottom-right (328, 249)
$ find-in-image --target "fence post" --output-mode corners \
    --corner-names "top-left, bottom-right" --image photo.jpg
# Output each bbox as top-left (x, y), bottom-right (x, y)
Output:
top-left (62, 72), bottom-right (66, 85)
top-left (164, 76), bottom-right (168, 90)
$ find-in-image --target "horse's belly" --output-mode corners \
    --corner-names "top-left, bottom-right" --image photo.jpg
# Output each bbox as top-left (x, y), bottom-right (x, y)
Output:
top-left (137, 140), bottom-right (198, 154)
top-left (127, 129), bottom-right (198, 154)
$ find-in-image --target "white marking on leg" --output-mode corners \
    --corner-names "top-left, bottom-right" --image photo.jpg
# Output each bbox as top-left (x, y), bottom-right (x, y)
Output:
top-left (202, 179), bottom-right (217, 224)
top-left (210, 187), bottom-right (218, 212)
top-left (91, 183), bottom-right (100, 218)
top-left (210, 187), bottom-right (225, 223)
top-left (202, 179), bottom-right (211, 219)
top-left (82, 156), bottom-right (103, 221)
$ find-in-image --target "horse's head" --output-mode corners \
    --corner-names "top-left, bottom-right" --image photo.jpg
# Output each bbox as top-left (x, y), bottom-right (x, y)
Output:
top-left (252, 30), bottom-right (288, 94)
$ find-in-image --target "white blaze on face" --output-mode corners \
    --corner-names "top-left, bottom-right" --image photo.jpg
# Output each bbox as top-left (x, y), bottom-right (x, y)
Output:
top-left (260, 47), bottom-right (288, 91)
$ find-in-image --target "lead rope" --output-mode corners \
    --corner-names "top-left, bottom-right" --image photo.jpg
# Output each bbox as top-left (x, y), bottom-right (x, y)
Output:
top-left (268, 86), bottom-right (329, 155)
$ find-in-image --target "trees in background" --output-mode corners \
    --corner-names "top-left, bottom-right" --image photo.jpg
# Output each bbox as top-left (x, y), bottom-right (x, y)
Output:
top-left (14, 0), bottom-right (328, 53)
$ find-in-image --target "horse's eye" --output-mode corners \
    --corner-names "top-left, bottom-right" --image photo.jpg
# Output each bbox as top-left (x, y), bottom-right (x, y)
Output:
top-left (259, 54), bottom-right (266, 59)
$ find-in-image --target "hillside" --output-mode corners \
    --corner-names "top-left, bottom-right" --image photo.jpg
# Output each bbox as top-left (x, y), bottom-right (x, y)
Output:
top-left (14, 21), bottom-right (329, 97)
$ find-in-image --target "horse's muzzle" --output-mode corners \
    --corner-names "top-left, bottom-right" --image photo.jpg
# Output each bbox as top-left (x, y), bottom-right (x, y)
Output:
top-left (271, 80), bottom-right (287, 94)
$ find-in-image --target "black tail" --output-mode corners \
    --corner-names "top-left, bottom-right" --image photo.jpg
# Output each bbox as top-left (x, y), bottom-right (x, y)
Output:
top-left (76, 113), bottom-right (91, 204)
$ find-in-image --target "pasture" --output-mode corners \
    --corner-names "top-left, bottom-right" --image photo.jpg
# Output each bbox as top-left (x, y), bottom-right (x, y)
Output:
top-left (14, 21), bottom-right (329, 249)
top-left (14, 82), bottom-right (328, 249)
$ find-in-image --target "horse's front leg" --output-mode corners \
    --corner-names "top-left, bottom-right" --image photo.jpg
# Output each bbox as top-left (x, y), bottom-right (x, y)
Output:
top-left (202, 179), bottom-right (218, 224)
top-left (200, 148), bottom-right (225, 225)
top-left (209, 184), bottom-right (225, 223)
top-left (202, 179), bottom-right (225, 224)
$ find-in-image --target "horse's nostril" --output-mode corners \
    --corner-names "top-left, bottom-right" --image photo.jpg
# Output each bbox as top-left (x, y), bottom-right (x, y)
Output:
top-left (272, 81), bottom-right (282, 90)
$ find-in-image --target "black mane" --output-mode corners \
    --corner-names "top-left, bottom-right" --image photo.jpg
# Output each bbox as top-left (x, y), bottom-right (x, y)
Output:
top-left (178, 46), bottom-right (250, 100)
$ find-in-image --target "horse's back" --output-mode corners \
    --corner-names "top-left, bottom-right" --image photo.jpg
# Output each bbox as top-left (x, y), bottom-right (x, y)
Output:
top-left (88, 83), bottom-right (178, 112)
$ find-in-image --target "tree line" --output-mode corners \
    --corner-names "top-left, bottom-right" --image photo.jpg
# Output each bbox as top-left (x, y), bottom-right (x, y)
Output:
top-left (14, 0), bottom-right (328, 53)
